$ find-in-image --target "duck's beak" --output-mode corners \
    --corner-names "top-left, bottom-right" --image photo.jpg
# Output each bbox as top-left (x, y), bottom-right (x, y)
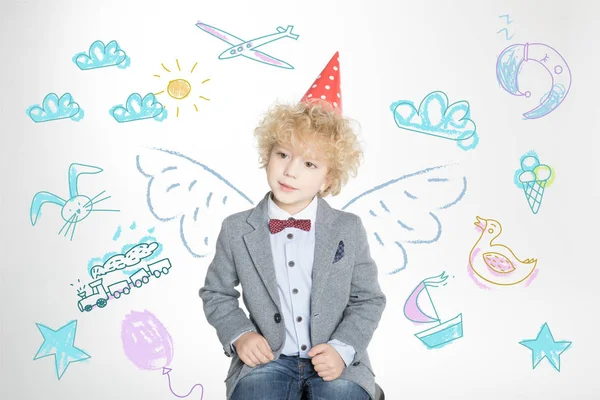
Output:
top-left (474, 216), bottom-right (486, 231)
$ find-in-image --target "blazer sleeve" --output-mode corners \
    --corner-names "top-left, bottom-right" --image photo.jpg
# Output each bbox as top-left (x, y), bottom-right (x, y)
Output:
top-left (329, 215), bottom-right (386, 363)
top-left (199, 218), bottom-right (256, 357)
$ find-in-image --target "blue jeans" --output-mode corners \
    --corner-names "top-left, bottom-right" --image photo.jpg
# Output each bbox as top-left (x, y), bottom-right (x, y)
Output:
top-left (230, 354), bottom-right (369, 400)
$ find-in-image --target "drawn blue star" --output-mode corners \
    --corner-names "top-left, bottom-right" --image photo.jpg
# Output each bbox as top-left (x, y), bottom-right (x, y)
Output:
top-left (519, 323), bottom-right (572, 371)
top-left (33, 320), bottom-right (91, 379)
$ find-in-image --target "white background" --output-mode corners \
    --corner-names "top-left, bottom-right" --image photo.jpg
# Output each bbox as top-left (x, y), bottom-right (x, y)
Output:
top-left (1, 0), bottom-right (599, 399)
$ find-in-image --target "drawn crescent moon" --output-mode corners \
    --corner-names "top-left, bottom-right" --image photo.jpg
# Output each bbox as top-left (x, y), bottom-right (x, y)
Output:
top-left (496, 42), bottom-right (571, 119)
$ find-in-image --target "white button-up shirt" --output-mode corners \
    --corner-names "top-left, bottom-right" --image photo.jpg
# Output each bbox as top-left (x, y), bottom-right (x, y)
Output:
top-left (231, 192), bottom-right (355, 367)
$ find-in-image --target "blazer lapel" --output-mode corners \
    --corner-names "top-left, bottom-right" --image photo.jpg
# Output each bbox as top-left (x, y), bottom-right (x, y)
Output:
top-left (243, 192), bottom-right (281, 309)
top-left (310, 197), bottom-right (342, 312)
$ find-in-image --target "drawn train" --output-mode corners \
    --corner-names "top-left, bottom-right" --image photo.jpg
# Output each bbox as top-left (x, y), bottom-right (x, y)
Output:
top-left (77, 258), bottom-right (172, 312)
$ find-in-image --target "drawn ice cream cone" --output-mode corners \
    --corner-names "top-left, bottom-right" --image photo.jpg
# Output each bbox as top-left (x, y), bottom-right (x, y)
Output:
top-left (523, 179), bottom-right (547, 214)
top-left (517, 155), bottom-right (553, 215)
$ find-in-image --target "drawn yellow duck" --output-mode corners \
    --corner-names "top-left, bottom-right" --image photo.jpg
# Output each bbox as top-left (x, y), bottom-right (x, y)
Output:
top-left (469, 216), bottom-right (538, 286)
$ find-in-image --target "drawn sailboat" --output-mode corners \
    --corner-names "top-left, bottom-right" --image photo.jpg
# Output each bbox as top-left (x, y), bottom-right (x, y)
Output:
top-left (403, 271), bottom-right (463, 349)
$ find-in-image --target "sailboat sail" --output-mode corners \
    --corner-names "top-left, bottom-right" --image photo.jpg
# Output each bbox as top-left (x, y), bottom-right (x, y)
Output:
top-left (403, 271), bottom-right (449, 324)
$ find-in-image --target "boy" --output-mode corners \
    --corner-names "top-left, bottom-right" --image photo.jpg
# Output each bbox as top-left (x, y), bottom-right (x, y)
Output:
top-left (199, 52), bottom-right (386, 400)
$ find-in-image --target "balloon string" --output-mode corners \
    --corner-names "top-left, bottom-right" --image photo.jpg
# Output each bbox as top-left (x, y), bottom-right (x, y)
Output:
top-left (166, 371), bottom-right (204, 399)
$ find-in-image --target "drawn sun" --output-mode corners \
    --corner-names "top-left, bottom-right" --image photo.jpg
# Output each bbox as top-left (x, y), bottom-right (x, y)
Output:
top-left (154, 59), bottom-right (210, 118)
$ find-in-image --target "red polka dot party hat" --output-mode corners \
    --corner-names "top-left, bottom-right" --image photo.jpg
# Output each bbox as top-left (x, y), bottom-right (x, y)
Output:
top-left (300, 51), bottom-right (342, 114)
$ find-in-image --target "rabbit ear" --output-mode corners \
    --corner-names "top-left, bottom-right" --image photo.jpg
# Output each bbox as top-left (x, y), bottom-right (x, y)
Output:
top-left (69, 163), bottom-right (103, 198)
top-left (30, 191), bottom-right (67, 225)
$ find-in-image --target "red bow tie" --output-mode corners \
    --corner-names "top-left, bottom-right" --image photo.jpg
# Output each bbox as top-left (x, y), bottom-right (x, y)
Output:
top-left (269, 218), bottom-right (311, 234)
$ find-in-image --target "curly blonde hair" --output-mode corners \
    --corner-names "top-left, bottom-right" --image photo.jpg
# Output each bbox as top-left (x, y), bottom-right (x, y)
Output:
top-left (254, 100), bottom-right (363, 197)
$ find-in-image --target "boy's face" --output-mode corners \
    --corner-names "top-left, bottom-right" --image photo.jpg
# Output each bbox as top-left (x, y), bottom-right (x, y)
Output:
top-left (266, 141), bottom-right (330, 215)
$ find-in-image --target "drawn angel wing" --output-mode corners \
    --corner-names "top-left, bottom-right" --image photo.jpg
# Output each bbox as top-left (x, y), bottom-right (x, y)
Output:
top-left (341, 164), bottom-right (467, 275)
top-left (136, 147), bottom-right (255, 258)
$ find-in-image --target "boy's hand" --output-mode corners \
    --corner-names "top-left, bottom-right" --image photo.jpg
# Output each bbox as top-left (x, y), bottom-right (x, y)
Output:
top-left (233, 332), bottom-right (274, 367)
top-left (308, 343), bottom-right (345, 381)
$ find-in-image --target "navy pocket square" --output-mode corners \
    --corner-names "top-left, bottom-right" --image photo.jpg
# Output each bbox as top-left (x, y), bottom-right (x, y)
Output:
top-left (333, 241), bottom-right (345, 263)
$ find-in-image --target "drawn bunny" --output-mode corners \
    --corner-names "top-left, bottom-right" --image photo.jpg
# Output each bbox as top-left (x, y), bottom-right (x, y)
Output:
top-left (30, 163), bottom-right (119, 240)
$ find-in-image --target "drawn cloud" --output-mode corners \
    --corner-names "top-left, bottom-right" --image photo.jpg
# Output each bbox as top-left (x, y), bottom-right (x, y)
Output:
top-left (73, 40), bottom-right (131, 70)
top-left (27, 93), bottom-right (84, 123)
top-left (391, 91), bottom-right (478, 150)
top-left (110, 93), bottom-right (167, 123)
top-left (90, 242), bottom-right (159, 279)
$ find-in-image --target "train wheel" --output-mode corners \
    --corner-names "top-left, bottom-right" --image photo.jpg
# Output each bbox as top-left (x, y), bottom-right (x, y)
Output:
top-left (84, 305), bottom-right (93, 312)
top-left (113, 291), bottom-right (121, 299)
top-left (134, 280), bottom-right (142, 288)
top-left (97, 298), bottom-right (107, 308)
top-left (162, 267), bottom-right (170, 274)
top-left (123, 287), bottom-right (130, 295)
top-left (142, 276), bottom-right (149, 284)
top-left (153, 271), bottom-right (161, 278)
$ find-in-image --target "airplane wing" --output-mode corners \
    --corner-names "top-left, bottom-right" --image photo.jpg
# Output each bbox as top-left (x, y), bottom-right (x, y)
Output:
top-left (242, 50), bottom-right (294, 69)
top-left (196, 22), bottom-right (245, 46)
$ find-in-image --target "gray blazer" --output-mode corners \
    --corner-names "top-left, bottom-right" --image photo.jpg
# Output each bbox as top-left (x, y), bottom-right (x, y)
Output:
top-left (199, 192), bottom-right (387, 399)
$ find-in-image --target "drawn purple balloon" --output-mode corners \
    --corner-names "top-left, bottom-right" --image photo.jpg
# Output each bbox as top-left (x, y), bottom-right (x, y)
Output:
top-left (121, 310), bottom-right (173, 370)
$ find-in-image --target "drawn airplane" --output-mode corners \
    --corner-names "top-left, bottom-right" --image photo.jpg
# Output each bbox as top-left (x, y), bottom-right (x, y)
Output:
top-left (195, 21), bottom-right (299, 69)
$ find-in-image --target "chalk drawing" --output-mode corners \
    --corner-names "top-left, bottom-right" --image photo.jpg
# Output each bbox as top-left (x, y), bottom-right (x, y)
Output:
top-left (73, 40), bottom-right (130, 70)
top-left (196, 21), bottom-right (299, 69)
top-left (403, 271), bottom-right (463, 349)
top-left (154, 59), bottom-right (210, 118)
top-left (342, 164), bottom-right (467, 275)
top-left (27, 93), bottom-right (84, 123)
top-left (391, 91), bottom-right (479, 150)
top-left (30, 163), bottom-right (119, 240)
top-left (469, 216), bottom-right (538, 287)
top-left (520, 323), bottom-right (572, 372)
top-left (33, 320), bottom-right (90, 380)
top-left (514, 151), bottom-right (555, 214)
top-left (496, 42), bottom-right (571, 119)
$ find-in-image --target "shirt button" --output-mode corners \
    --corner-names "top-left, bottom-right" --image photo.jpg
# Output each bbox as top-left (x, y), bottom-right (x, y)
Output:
top-left (274, 313), bottom-right (281, 323)
top-left (301, 344), bottom-right (307, 351)
top-left (288, 217), bottom-right (295, 221)
top-left (287, 233), bottom-right (294, 239)
top-left (296, 316), bottom-right (302, 323)
top-left (292, 288), bottom-right (298, 294)
top-left (288, 261), bottom-right (295, 267)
